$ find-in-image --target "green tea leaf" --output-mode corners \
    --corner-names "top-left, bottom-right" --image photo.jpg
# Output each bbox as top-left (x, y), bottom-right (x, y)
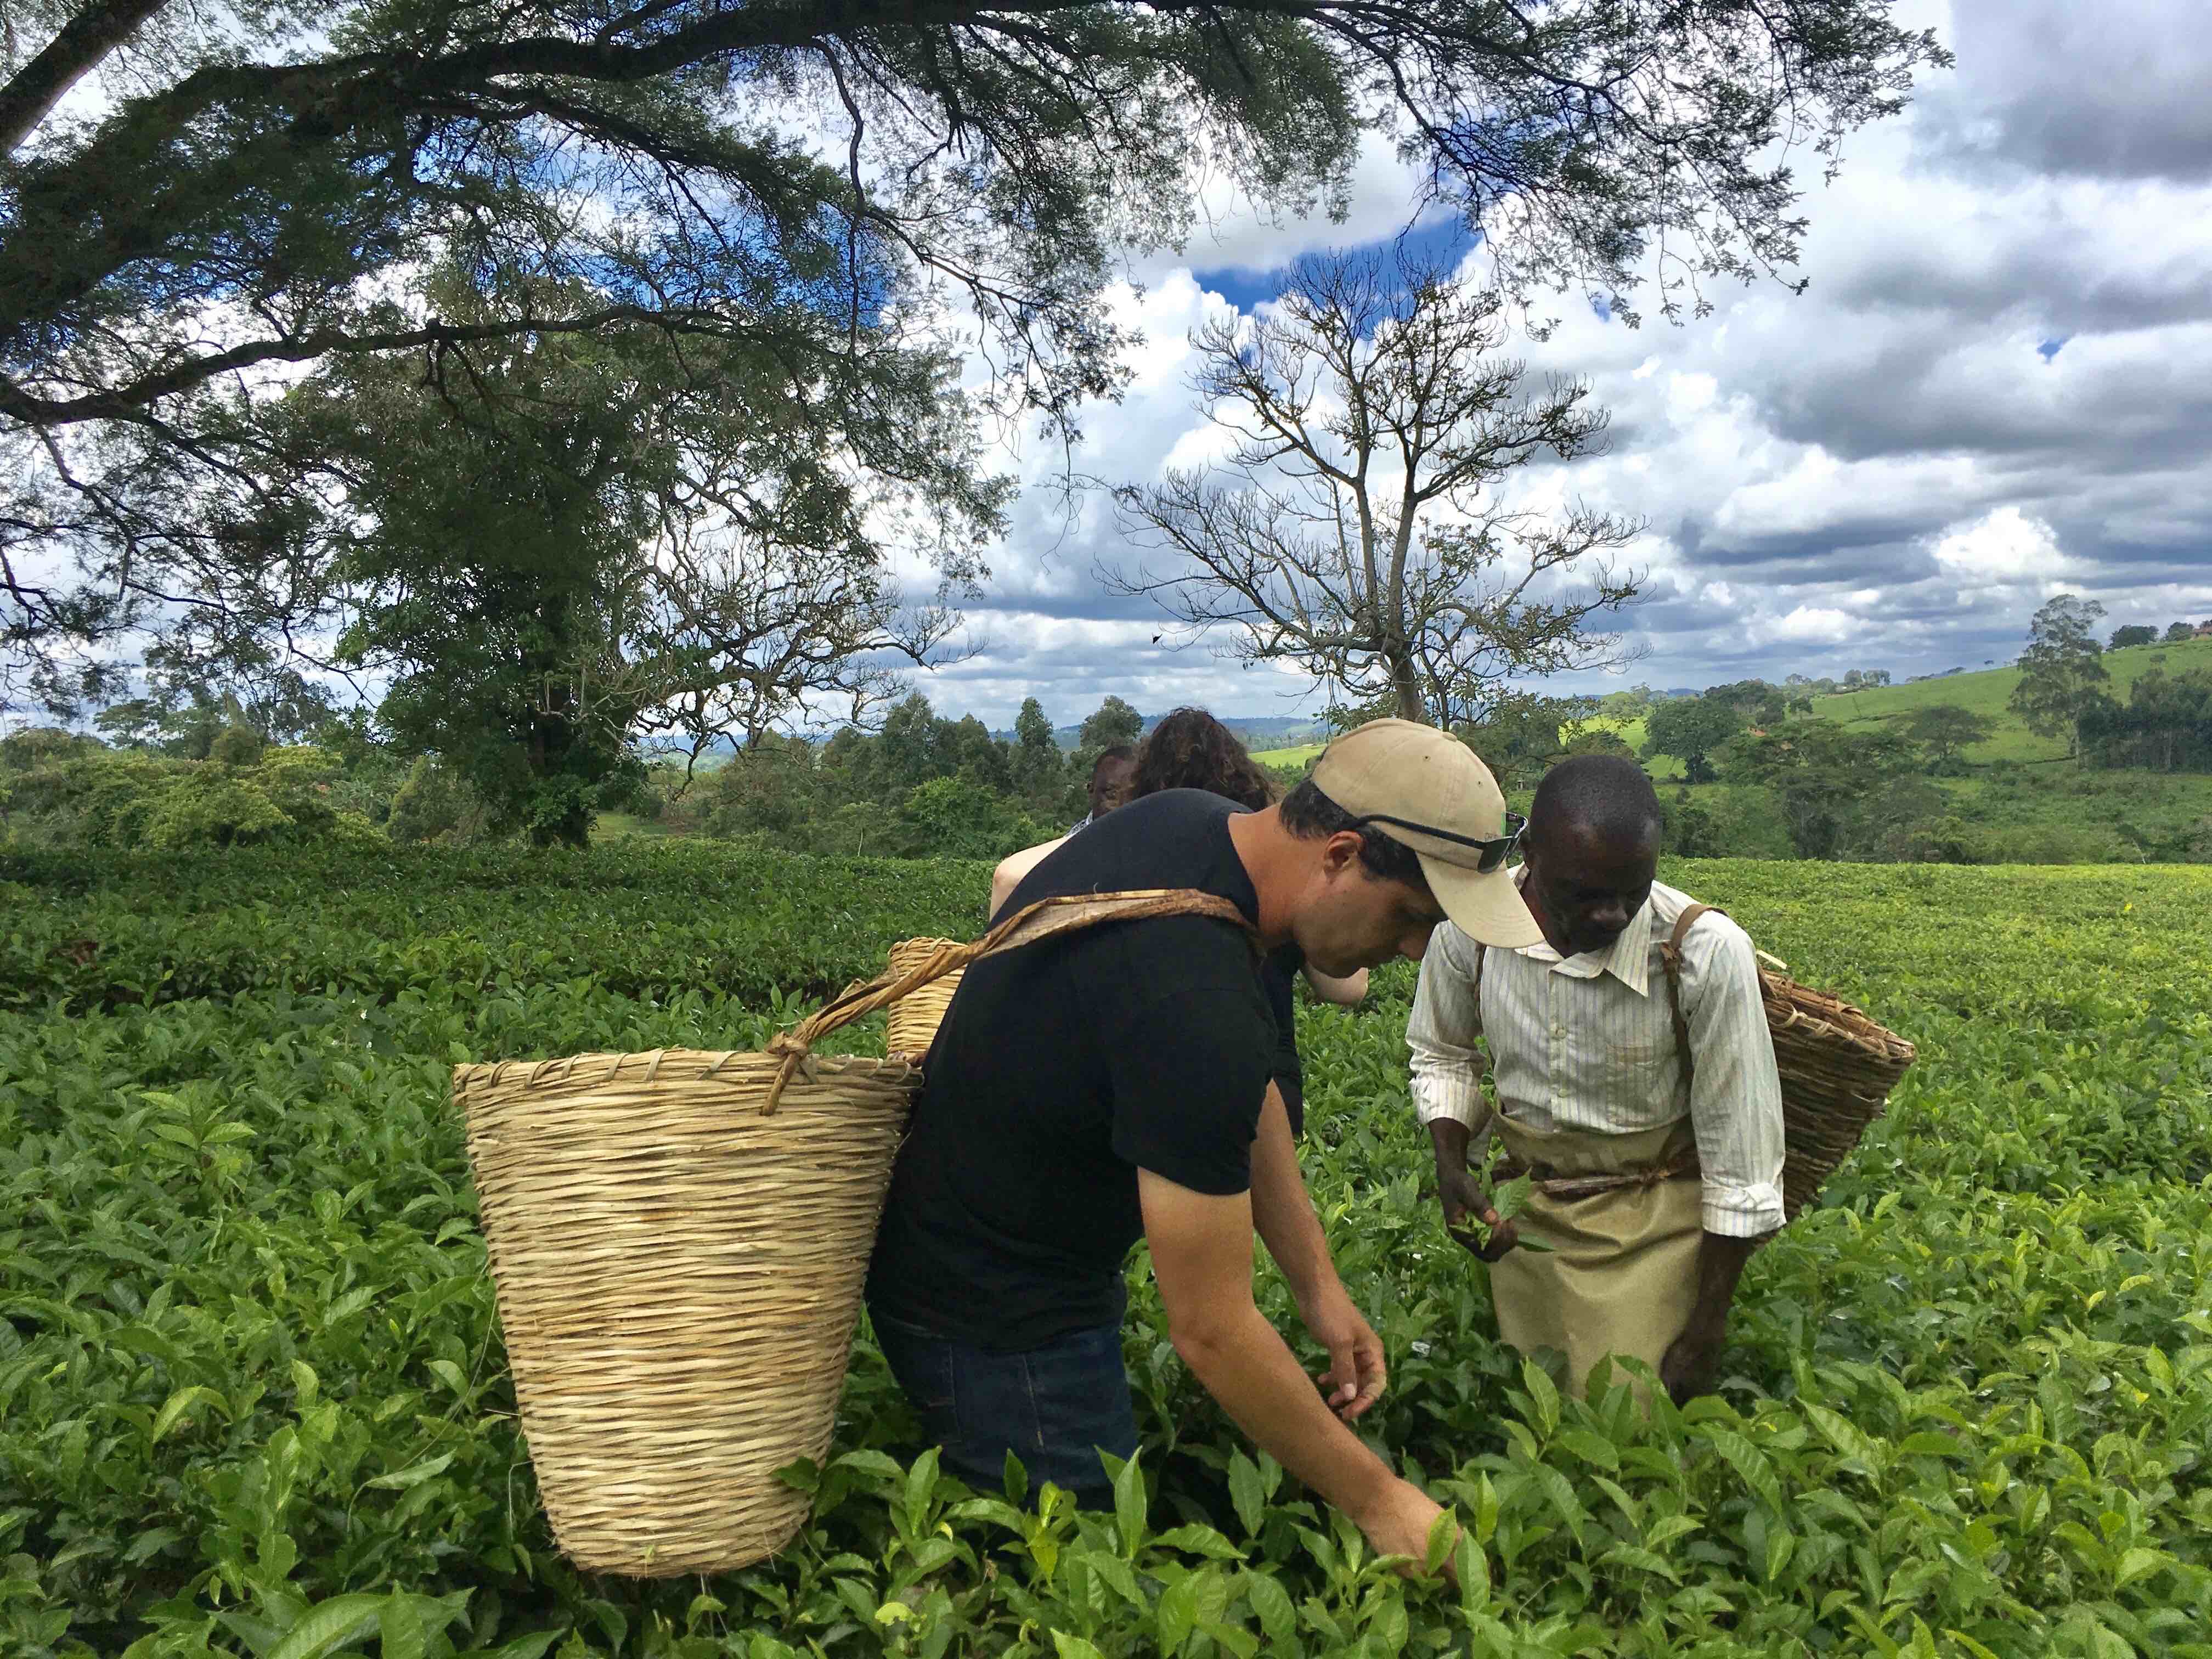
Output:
top-left (367, 1452), bottom-right (454, 1491)
top-left (1227, 1449), bottom-right (1265, 1538)
top-left (1240, 1571), bottom-right (1296, 1645)
top-left (266, 1594), bottom-right (390, 1659)
top-left (379, 1595), bottom-right (426, 1659)
top-left (1114, 1451), bottom-right (1148, 1559)
top-left (1491, 1172), bottom-right (1535, 1222)
top-left (151, 1385), bottom-right (229, 1443)
top-left (1155, 1572), bottom-right (1200, 1656)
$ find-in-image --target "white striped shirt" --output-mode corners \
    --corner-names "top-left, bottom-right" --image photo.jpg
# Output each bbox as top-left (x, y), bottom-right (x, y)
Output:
top-left (1406, 874), bottom-right (1786, 1238)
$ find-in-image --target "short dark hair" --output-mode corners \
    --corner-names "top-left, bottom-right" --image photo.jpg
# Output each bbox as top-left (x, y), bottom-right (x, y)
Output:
top-left (1529, 755), bottom-right (1662, 848)
top-left (1279, 778), bottom-right (1430, 890)
top-left (1087, 746), bottom-right (1137, 815)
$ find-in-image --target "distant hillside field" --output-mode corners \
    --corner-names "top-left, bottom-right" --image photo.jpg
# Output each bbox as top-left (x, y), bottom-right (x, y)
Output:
top-left (1251, 742), bottom-right (1325, 766)
top-left (1567, 713), bottom-right (1686, 780)
top-left (1804, 635), bottom-right (2212, 764)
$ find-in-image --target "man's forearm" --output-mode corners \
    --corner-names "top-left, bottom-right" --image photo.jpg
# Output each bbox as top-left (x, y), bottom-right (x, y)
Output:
top-left (1249, 1084), bottom-right (1338, 1312)
top-left (1175, 1300), bottom-right (1397, 1525)
top-left (1427, 1116), bottom-right (1472, 1177)
top-left (1686, 1232), bottom-right (1762, 1335)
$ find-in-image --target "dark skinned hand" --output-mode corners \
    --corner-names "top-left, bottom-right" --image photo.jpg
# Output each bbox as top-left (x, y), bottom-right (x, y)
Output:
top-left (1660, 1321), bottom-right (1726, 1405)
top-left (1437, 1160), bottom-right (1519, 1262)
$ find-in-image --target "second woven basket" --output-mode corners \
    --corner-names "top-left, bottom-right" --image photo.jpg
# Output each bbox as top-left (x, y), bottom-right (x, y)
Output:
top-left (884, 936), bottom-right (963, 1056)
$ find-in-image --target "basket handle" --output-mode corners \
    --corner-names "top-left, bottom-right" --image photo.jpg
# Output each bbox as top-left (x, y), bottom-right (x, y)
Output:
top-left (761, 887), bottom-right (1258, 1111)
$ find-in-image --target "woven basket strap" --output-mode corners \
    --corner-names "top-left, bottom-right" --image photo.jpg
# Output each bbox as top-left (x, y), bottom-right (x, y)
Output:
top-left (762, 888), bottom-right (1257, 1111)
top-left (1656, 902), bottom-right (1720, 1091)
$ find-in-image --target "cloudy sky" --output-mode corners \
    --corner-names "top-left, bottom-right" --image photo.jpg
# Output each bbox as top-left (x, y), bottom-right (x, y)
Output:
top-left (898, 0), bottom-right (2212, 732)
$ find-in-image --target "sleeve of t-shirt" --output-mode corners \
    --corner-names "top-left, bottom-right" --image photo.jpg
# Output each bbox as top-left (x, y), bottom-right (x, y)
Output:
top-left (1105, 962), bottom-right (1275, 1197)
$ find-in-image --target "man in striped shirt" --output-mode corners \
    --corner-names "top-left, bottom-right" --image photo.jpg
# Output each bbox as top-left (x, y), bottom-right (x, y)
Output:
top-left (1406, 755), bottom-right (1785, 1403)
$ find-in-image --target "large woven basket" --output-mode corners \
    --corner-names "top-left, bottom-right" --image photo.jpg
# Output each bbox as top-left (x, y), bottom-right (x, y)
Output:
top-left (455, 888), bottom-right (1249, 1577)
top-left (883, 938), bottom-right (962, 1056)
top-left (1658, 903), bottom-right (1916, 1222)
top-left (1755, 970), bottom-right (1916, 1220)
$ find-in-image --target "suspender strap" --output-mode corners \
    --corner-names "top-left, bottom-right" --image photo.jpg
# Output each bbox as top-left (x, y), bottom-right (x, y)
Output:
top-left (1656, 902), bottom-right (1718, 1089)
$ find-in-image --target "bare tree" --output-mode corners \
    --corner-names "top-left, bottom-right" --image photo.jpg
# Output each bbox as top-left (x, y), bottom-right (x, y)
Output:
top-left (1109, 250), bottom-right (1644, 731)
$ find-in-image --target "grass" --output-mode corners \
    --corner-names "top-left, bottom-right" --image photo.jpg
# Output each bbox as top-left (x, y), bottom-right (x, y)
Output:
top-left (1250, 742), bottom-right (1325, 767)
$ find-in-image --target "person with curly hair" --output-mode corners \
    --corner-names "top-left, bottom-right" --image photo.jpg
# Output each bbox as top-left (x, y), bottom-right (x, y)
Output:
top-left (990, 708), bottom-right (1366, 1132)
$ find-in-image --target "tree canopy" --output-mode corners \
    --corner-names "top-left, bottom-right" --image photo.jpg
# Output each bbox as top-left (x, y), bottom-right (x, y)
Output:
top-left (1900, 703), bottom-right (1994, 772)
top-left (2010, 594), bottom-right (2109, 758)
top-left (3, 0), bottom-right (1946, 717)
top-left (1644, 693), bottom-right (1743, 785)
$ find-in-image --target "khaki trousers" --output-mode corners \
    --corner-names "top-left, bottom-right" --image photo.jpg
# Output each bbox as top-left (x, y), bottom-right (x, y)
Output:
top-left (1486, 1116), bottom-right (1703, 1401)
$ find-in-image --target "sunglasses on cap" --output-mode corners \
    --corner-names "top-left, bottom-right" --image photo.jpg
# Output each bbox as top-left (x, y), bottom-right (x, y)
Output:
top-left (1347, 809), bottom-right (1527, 873)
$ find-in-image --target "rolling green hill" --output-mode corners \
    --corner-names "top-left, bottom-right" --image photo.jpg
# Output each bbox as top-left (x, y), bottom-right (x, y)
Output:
top-left (1805, 634), bottom-right (2212, 764)
top-left (1260, 634), bottom-right (2212, 780)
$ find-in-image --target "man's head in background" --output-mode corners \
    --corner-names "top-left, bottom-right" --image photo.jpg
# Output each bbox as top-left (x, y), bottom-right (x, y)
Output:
top-left (1087, 747), bottom-right (1137, 820)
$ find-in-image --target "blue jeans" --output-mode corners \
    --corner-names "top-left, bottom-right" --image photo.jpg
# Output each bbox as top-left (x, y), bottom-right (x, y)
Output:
top-left (868, 1310), bottom-right (1136, 1506)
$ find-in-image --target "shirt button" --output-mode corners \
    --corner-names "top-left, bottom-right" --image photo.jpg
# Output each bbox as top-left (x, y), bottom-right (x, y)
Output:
top-left (1552, 1024), bottom-right (1566, 1038)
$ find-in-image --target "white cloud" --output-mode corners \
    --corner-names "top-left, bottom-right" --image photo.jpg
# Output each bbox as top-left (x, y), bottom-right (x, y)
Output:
top-left (1764, 607), bottom-right (1866, 645)
top-left (1928, 506), bottom-right (2074, 584)
top-left (905, 0), bottom-right (2212, 726)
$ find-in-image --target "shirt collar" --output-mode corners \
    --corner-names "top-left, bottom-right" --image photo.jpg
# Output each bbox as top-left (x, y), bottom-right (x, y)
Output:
top-left (1506, 865), bottom-right (1654, 996)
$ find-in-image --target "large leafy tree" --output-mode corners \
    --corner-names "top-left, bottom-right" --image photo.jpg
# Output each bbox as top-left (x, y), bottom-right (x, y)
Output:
top-left (1458, 691), bottom-right (1596, 789)
top-left (265, 275), bottom-right (997, 844)
top-left (1009, 696), bottom-right (1064, 807)
top-left (2, 0), bottom-right (1946, 709)
top-left (1110, 250), bottom-right (1644, 730)
top-left (1900, 703), bottom-right (1994, 773)
top-left (1724, 716), bottom-right (1924, 859)
top-left (2010, 594), bottom-right (2109, 759)
top-left (1643, 691), bottom-right (1744, 785)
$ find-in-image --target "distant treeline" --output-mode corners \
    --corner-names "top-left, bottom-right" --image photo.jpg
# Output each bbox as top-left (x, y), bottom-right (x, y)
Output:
top-left (9, 664), bottom-right (2210, 866)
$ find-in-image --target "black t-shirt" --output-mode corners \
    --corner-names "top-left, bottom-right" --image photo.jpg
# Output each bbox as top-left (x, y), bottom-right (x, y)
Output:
top-left (1261, 944), bottom-right (1306, 1136)
top-left (866, 790), bottom-right (1277, 1350)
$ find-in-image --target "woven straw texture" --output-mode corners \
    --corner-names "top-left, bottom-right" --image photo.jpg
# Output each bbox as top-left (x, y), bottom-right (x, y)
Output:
top-left (456, 1049), bottom-right (917, 1576)
top-left (1654, 903), bottom-right (1917, 1222)
top-left (884, 938), bottom-right (962, 1056)
top-left (1757, 970), bottom-right (1916, 1221)
top-left (454, 888), bottom-right (1254, 1577)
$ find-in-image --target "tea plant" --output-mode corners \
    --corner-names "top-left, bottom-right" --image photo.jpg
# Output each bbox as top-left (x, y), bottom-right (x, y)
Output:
top-left (3, 850), bottom-right (2209, 1657)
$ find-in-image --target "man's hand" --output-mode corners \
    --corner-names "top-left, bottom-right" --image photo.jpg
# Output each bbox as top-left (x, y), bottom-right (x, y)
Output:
top-left (1438, 1161), bottom-right (1518, 1261)
top-left (1429, 1118), bottom-right (1516, 1260)
top-left (1351, 1478), bottom-right (1456, 1578)
top-left (1141, 1170), bottom-right (1419, 1562)
top-left (1300, 1284), bottom-right (1387, 1422)
top-left (1664, 1231), bottom-right (1764, 1403)
top-left (1661, 1318), bottom-right (1725, 1404)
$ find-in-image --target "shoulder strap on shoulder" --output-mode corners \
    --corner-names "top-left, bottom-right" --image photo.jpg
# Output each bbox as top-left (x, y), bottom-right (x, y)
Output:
top-left (1657, 902), bottom-right (1722, 1088)
top-left (1667, 901), bottom-right (1717, 958)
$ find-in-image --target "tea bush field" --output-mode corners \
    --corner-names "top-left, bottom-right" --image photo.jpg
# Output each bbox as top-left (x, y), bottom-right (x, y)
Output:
top-left (5, 846), bottom-right (2212, 1659)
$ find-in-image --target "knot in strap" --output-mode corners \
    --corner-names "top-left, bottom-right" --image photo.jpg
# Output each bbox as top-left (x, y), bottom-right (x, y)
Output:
top-left (762, 1030), bottom-right (814, 1116)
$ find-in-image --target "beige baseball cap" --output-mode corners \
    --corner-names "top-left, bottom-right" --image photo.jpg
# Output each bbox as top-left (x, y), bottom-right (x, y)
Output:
top-left (1310, 718), bottom-right (1544, 948)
